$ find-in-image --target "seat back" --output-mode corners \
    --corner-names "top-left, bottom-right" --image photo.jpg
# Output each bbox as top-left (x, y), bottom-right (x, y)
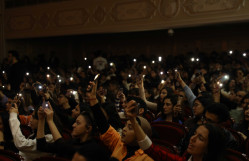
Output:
top-left (152, 138), bottom-right (179, 154)
top-left (245, 137), bottom-right (249, 157)
top-left (226, 128), bottom-right (245, 152)
top-left (0, 150), bottom-right (23, 161)
top-left (151, 121), bottom-right (187, 145)
top-left (225, 149), bottom-right (248, 161)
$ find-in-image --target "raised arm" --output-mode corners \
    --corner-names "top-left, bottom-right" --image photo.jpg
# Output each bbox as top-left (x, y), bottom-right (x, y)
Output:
top-left (44, 102), bottom-right (62, 141)
top-left (138, 76), bottom-right (157, 111)
top-left (176, 71), bottom-right (196, 108)
top-left (9, 104), bottom-right (37, 151)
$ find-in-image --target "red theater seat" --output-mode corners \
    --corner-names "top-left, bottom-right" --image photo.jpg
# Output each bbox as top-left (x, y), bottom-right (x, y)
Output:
top-left (151, 121), bottom-right (187, 146)
top-left (225, 149), bottom-right (248, 161)
top-left (0, 150), bottom-right (23, 161)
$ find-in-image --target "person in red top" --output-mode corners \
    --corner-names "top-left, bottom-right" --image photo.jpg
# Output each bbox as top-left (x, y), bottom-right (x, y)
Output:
top-left (125, 100), bottom-right (227, 161)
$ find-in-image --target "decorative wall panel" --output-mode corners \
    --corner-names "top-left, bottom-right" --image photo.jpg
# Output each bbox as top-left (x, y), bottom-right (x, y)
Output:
top-left (4, 0), bottom-right (249, 39)
top-left (183, 0), bottom-right (245, 15)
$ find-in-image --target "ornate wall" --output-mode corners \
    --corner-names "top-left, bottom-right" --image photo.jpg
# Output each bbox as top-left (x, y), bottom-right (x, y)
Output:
top-left (4, 0), bottom-right (248, 39)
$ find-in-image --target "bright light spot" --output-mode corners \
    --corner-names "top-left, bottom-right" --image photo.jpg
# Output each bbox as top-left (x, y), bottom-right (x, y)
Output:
top-left (38, 85), bottom-right (42, 89)
top-left (2, 71), bottom-right (5, 74)
top-left (128, 74), bottom-right (131, 78)
top-left (70, 77), bottom-right (73, 81)
top-left (224, 75), bottom-right (229, 80)
top-left (57, 75), bottom-right (60, 78)
top-left (47, 67), bottom-right (50, 70)
top-left (133, 59), bottom-right (136, 62)
top-left (160, 71), bottom-right (164, 75)
top-left (143, 66), bottom-right (147, 69)
top-left (26, 72), bottom-right (29, 76)
top-left (158, 56), bottom-right (162, 62)
top-left (196, 58), bottom-right (199, 62)
top-left (84, 57), bottom-right (87, 61)
top-left (73, 91), bottom-right (77, 95)
top-left (59, 79), bottom-right (62, 83)
top-left (110, 62), bottom-right (114, 66)
top-left (161, 80), bottom-right (165, 84)
top-left (88, 66), bottom-right (91, 69)
top-left (229, 50), bottom-right (233, 55)
top-left (191, 57), bottom-right (195, 62)
top-left (152, 60), bottom-right (155, 64)
top-left (243, 53), bottom-right (247, 57)
top-left (46, 74), bottom-right (50, 78)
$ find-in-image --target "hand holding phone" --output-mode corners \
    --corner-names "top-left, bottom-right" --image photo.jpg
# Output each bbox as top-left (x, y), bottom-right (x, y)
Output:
top-left (42, 101), bottom-right (49, 109)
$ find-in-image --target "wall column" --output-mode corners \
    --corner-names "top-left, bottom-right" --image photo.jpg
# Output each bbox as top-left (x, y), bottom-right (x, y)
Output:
top-left (0, 0), bottom-right (5, 62)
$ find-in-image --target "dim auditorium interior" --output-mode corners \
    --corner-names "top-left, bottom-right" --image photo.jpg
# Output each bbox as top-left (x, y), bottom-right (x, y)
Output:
top-left (0, 0), bottom-right (249, 161)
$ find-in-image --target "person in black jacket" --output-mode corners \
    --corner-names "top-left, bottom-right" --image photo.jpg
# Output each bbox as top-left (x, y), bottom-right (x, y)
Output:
top-left (36, 102), bottom-right (109, 160)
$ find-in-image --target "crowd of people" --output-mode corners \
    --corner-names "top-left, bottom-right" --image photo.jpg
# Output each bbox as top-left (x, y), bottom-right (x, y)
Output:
top-left (0, 49), bottom-right (249, 161)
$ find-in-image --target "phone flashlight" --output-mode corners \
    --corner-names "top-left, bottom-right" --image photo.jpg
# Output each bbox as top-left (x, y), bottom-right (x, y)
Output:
top-left (224, 75), bottom-right (229, 80)
top-left (160, 71), bottom-right (164, 75)
top-left (2, 85), bottom-right (5, 89)
top-left (243, 53), bottom-right (247, 57)
top-left (57, 75), bottom-right (60, 78)
top-left (191, 57), bottom-right (195, 62)
top-left (152, 60), bottom-right (155, 64)
top-left (2, 71), bottom-right (5, 74)
top-left (143, 66), bottom-right (147, 69)
top-left (70, 77), bottom-right (74, 81)
top-left (46, 74), bottom-right (50, 78)
top-left (94, 74), bottom-right (100, 81)
top-left (229, 50), bottom-right (233, 55)
top-left (217, 81), bottom-right (223, 88)
top-left (47, 67), bottom-right (50, 70)
top-left (158, 56), bottom-right (162, 62)
top-left (84, 57), bottom-right (87, 61)
top-left (161, 80), bottom-right (165, 84)
top-left (110, 62), bottom-right (114, 66)
top-left (58, 79), bottom-right (62, 83)
top-left (26, 72), bottom-right (29, 76)
top-left (38, 85), bottom-right (43, 90)
top-left (88, 66), bottom-right (91, 69)
top-left (133, 59), bottom-right (136, 62)
top-left (196, 58), bottom-right (199, 62)
top-left (128, 74), bottom-right (131, 78)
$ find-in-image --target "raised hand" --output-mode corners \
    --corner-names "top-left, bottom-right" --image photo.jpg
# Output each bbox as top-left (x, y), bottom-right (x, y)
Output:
top-left (9, 103), bottom-right (18, 114)
top-left (124, 100), bottom-right (139, 120)
top-left (44, 102), bottom-right (54, 122)
top-left (38, 106), bottom-right (45, 120)
top-left (86, 81), bottom-right (98, 106)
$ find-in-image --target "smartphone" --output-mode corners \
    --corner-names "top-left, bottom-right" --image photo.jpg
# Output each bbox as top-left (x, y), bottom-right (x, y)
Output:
top-left (94, 74), bottom-right (100, 81)
top-left (42, 101), bottom-right (49, 109)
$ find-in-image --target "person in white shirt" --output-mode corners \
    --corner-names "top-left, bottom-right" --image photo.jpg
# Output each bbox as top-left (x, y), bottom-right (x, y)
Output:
top-left (9, 103), bottom-right (54, 161)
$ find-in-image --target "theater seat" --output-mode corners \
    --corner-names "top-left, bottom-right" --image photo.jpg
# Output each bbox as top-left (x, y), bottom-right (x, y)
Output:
top-left (152, 138), bottom-right (179, 154)
top-left (246, 138), bottom-right (249, 157)
top-left (33, 156), bottom-right (71, 161)
top-left (225, 149), bottom-right (248, 161)
top-left (0, 150), bottom-right (23, 161)
top-left (151, 121), bottom-right (187, 146)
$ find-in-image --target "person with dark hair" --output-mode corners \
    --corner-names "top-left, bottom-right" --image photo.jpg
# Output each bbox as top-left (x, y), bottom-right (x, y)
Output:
top-left (205, 103), bottom-right (231, 124)
top-left (36, 103), bottom-right (109, 160)
top-left (125, 102), bottom-right (226, 161)
top-left (6, 50), bottom-right (25, 92)
top-left (9, 103), bottom-right (62, 161)
top-left (87, 81), bottom-right (153, 161)
top-left (235, 100), bottom-right (249, 139)
top-left (205, 103), bottom-right (238, 150)
top-left (139, 76), bottom-right (173, 115)
top-left (154, 95), bottom-right (181, 123)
